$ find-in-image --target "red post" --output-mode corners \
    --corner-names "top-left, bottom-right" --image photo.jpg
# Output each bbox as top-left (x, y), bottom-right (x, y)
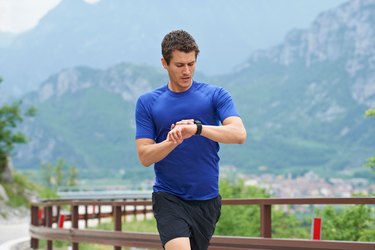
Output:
top-left (38, 208), bottom-right (43, 220)
top-left (311, 217), bottom-right (322, 240)
top-left (58, 214), bottom-right (65, 228)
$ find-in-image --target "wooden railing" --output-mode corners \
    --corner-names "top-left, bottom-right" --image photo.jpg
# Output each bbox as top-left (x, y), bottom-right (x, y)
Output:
top-left (30, 197), bottom-right (375, 250)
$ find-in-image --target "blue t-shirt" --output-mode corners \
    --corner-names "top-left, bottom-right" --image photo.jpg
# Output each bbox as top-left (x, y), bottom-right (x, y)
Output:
top-left (135, 81), bottom-right (240, 200)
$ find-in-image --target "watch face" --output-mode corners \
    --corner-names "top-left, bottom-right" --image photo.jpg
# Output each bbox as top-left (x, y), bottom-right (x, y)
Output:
top-left (194, 120), bottom-right (202, 125)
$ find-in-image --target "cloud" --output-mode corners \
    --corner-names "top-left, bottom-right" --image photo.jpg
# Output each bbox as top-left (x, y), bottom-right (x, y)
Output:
top-left (0, 0), bottom-right (100, 34)
top-left (0, 0), bottom-right (61, 33)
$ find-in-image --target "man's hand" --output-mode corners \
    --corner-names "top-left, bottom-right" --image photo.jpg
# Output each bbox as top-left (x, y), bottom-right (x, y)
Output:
top-left (167, 119), bottom-right (197, 144)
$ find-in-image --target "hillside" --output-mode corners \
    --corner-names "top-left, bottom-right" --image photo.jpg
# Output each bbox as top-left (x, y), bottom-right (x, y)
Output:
top-left (0, 0), bottom-right (297, 98)
top-left (1, 0), bottom-right (350, 99)
top-left (217, 0), bottom-right (375, 177)
top-left (11, 0), bottom-right (375, 181)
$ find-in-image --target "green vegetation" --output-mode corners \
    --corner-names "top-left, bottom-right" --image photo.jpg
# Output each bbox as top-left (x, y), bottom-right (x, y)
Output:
top-left (30, 180), bottom-right (373, 250)
top-left (0, 171), bottom-right (57, 208)
top-left (41, 158), bottom-right (78, 190)
top-left (216, 179), bottom-right (310, 238)
top-left (0, 76), bottom-right (58, 210)
top-left (0, 76), bottom-right (36, 182)
top-left (364, 108), bottom-right (375, 172)
top-left (217, 60), bottom-right (375, 179)
top-left (11, 62), bottom-right (375, 181)
top-left (316, 204), bottom-right (375, 241)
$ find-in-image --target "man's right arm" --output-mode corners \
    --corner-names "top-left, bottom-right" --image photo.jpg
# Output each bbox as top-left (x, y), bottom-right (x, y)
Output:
top-left (136, 138), bottom-right (178, 167)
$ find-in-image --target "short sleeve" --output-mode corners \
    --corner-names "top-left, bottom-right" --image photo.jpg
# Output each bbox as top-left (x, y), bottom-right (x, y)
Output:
top-left (214, 87), bottom-right (240, 123)
top-left (135, 97), bottom-right (155, 140)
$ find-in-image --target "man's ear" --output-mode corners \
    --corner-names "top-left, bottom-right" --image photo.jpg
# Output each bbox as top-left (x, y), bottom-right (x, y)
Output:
top-left (161, 58), bottom-right (168, 69)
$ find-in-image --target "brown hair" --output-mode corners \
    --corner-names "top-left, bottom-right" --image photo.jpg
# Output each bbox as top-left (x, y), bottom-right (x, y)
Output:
top-left (161, 30), bottom-right (200, 65)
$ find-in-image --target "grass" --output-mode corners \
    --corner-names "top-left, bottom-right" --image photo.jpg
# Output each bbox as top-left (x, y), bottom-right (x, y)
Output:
top-left (0, 171), bottom-right (58, 208)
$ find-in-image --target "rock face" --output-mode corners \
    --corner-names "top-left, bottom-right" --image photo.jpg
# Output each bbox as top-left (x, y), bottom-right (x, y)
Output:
top-left (0, 156), bottom-right (13, 183)
top-left (0, 184), bottom-right (9, 202)
top-left (243, 0), bottom-right (375, 107)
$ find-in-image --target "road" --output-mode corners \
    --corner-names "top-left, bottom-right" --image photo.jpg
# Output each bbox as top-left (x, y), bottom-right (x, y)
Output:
top-left (0, 221), bottom-right (29, 249)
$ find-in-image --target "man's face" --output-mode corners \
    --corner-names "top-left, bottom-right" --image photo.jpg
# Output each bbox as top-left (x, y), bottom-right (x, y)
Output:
top-left (162, 50), bottom-right (196, 93)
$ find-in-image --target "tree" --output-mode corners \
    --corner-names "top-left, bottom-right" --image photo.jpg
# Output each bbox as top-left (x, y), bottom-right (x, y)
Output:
top-left (215, 179), bottom-right (309, 239)
top-left (364, 108), bottom-right (375, 172)
top-left (41, 158), bottom-right (79, 189)
top-left (0, 77), bottom-right (36, 182)
top-left (316, 204), bottom-right (375, 241)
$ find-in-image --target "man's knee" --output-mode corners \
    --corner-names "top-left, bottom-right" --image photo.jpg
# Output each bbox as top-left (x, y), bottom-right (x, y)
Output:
top-left (165, 237), bottom-right (190, 250)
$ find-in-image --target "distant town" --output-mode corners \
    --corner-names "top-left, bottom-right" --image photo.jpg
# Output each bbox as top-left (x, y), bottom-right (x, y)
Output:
top-left (221, 166), bottom-right (375, 198)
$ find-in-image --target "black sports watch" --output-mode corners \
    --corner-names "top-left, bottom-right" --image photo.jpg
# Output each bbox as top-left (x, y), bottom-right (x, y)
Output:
top-left (194, 120), bottom-right (202, 135)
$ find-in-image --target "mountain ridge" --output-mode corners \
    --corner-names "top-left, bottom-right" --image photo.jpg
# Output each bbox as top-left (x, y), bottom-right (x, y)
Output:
top-left (10, 0), bottom-right (375, 182)
top-left (0, 0), bottom-right (348, 98)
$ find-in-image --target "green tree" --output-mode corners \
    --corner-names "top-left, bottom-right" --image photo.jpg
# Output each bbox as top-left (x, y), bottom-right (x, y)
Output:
top-left (41, 158), bottom-right (79, 189)
top-left (364, 108), bottom-right (375, 172)
top-left (216, 179), bottom-right (309, 238)
top-left (0, 77), bottom-right (36, 182)
top-left (316, 205), bottom-right (375, 241)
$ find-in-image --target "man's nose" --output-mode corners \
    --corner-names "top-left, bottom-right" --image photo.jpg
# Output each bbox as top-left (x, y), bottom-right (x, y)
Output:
top-left (182, 65), bottom-right (190, 74)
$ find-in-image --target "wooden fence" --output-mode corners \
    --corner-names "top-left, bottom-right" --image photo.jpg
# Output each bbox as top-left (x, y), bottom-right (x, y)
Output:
top-left (30, 197), bottom-right (375, 250)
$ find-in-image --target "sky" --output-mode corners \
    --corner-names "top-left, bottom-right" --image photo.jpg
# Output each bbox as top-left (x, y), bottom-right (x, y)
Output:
top-left (0, 0), bottom-right (98, 33)
top-left (0, 0), bottom-right (348, 34)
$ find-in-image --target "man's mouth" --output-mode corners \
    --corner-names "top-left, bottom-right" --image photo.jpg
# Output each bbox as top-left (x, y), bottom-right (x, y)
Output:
top-left (181, 76), bottom-right (190, 81)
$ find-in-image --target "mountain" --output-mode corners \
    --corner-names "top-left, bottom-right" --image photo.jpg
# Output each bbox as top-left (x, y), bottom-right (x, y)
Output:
top-left (0, 0), bottom-right (284, 98)
top-left (12, 0), bottom-right (375, 182)
top-left (14, 64), bottom-right (166, 180)
top-left (216, 0), bottom-right (375, 177)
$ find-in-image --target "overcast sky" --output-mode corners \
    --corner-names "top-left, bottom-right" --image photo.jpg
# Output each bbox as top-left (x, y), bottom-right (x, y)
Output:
top-left (0, 0), bottom-right (348, 34)
top-left (0, 0), bottom-right (98, 33)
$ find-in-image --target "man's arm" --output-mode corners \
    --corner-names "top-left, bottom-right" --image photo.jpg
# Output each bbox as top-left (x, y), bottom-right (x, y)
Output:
top-left (169, 116), bottom-right (247, 144)
top-left (136, 116), bottom-right (246, 167)
top-left (201, 116), bottom-right (247, 144)
top-left (135, 137), bottom-right (179, 167)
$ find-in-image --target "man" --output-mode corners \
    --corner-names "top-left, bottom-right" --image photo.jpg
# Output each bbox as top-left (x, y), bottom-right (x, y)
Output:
top-left (135, 30), bottom-right (247, 250)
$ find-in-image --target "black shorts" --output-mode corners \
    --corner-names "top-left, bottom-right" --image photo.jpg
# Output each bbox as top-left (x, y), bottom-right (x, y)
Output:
top-left (152, 192), bottom-right (221, 250)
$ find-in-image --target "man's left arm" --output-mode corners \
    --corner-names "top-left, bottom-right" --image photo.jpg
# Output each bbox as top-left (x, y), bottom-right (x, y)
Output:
top-left (200, 116), bottom-right (247, 144)
top-left (170, 116), bottom-right (247, 144)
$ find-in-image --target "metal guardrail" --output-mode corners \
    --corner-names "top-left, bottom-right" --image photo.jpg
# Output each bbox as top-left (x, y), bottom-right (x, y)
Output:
top-left (30, 197), bottom-right (375, 250)
top-left (57, 189), bottom-right (152, 200)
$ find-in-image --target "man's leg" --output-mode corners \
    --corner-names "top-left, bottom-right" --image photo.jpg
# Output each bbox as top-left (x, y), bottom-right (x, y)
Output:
top-left (165, 237), bottom-right (191, 250)
top-left (152, 193), bottom-right (192, 249)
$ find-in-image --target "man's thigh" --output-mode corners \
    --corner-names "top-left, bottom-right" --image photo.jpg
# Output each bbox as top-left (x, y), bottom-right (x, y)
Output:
top-left (152, 192), bottom-right (191, 247)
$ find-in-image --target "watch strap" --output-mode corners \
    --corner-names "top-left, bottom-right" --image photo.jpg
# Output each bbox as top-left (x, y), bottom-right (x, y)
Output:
top-left (194, 120), bottom-right (202, 135)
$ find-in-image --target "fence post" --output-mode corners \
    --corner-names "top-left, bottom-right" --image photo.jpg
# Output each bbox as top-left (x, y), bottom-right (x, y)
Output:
top-left (45, 206), bottom-right (53, 250)
top-left (143, 198), bottom-right (147, 220)
top-left (72, 204), bottom-right (79, 250)
top-left (113, 204), bottom-right (122, 250)
top-left (30, 205), bottom-right (39, 249)
top-left (84, 205), bottom-right (88, 228)
top-left (260, 204), bottom-right (272, 238)
top-left (98, 205), bottom-right (101, 224)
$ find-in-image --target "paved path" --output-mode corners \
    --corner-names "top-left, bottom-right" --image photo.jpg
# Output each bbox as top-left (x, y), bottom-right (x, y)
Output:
top-left (0, 222), bottom-right (29, 244)
top-left (0, 222), bottom-right (29, 250)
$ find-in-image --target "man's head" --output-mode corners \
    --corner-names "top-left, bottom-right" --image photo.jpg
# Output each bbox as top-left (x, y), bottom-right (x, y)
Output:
top-left (161, 30), bottom-right (200, 65)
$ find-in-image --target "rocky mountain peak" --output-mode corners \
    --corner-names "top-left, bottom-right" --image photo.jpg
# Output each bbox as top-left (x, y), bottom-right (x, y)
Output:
top-left (242, 0), bottom-right (375, 107)
top-left (247, 0), bottom-right (375, 72)
top-left (38, 68), bottom-right (94, 102)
